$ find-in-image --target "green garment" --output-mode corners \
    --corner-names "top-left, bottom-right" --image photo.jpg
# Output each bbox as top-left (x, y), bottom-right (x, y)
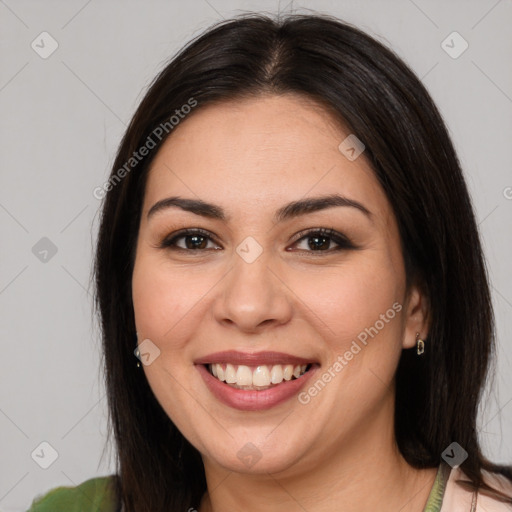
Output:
top-left (27, 476), bottom-right (118, 511)
top-left (423, 462), bottom-right (452, 511)
top-left (27, 462), bottom-right (451, 511)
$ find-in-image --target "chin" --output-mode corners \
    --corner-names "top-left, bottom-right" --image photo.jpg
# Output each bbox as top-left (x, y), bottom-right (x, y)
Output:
top-left (197, 428), bottom-right (313, 475)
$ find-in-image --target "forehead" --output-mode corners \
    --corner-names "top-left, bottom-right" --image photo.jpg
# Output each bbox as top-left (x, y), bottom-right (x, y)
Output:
top-left (142, 94), bottom-right (389, 222)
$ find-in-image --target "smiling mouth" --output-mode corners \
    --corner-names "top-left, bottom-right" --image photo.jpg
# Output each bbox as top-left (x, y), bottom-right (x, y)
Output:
top-left (206, 363), bottom-right (312, 390)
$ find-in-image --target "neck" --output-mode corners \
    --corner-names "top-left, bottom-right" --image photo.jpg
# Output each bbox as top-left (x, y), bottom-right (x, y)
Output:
top-left (198, 402), bottom-right (437, 512)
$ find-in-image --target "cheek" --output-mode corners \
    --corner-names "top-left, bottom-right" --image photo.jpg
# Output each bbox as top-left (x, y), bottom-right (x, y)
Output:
top-left (291, 255), bottom-right (403, 346)
top-left (131, 253), bottom-right (202, 350)
top-left (291, 259), bottom-right (405, 430)
top-left (131, 254), bottom-right (207, 436)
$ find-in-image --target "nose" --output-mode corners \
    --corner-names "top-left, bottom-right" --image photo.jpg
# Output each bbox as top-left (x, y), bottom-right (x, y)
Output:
top-left (212, 248), bottom-right (293, 333)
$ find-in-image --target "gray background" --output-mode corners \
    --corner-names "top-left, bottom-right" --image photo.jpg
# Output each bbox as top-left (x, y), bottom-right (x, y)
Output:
top-left (0, 1), bottom-right (511, 510)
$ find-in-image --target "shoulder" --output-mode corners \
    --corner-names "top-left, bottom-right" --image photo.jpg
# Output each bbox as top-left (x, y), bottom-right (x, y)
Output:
top-left (478, 469), bottom-right (512, 510)
top-left (27, 475), bottom-right (119, 512)
top-left (441, 466), bottom-right (512, 511)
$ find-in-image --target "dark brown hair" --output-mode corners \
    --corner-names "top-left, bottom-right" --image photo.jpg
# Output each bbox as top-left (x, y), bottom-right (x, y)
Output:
top-left (93, 12), bottom-right (512, 511)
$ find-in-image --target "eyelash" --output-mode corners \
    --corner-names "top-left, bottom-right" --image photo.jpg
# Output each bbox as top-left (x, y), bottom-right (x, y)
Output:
top-left (158, 227), bottom-right (356, 254)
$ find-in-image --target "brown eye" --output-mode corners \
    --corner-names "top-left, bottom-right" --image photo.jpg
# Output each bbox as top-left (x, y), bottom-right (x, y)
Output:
top-left (290, 228), bottom-right (355, 253)
top-left (160, 229), bottom-right (222, 251)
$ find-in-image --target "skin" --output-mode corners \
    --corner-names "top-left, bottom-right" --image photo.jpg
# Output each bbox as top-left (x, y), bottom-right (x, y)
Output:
top-left (131, 93), bottom-right (435, 512)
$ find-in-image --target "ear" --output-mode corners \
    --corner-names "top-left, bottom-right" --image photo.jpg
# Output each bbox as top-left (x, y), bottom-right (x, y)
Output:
top-left (402, 284), bottom-right (430, 349)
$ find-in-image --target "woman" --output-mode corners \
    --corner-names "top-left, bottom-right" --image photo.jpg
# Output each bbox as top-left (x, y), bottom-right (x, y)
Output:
top-left (29, 12), bottom-right (512, 512)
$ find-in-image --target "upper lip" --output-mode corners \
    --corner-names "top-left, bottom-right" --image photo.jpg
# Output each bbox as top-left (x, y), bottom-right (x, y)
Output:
top-left (194, 350), bottom-right (317, 366)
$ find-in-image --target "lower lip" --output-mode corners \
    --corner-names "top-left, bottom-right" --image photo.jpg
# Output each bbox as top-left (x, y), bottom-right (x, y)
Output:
top-left (196, 364), bottom-right (318, 411)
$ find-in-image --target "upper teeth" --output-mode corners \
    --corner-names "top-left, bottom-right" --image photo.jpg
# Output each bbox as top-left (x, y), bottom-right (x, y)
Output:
top-left (209, 363), bottom-right (308, 388)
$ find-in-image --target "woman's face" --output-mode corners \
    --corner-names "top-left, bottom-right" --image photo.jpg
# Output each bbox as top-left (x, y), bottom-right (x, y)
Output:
top-left (132, 93), bottom-right (426, 475)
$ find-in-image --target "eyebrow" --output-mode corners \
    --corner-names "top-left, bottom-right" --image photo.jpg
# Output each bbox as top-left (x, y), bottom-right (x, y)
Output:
top-left (147, 194), bottom-right (372, 223)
